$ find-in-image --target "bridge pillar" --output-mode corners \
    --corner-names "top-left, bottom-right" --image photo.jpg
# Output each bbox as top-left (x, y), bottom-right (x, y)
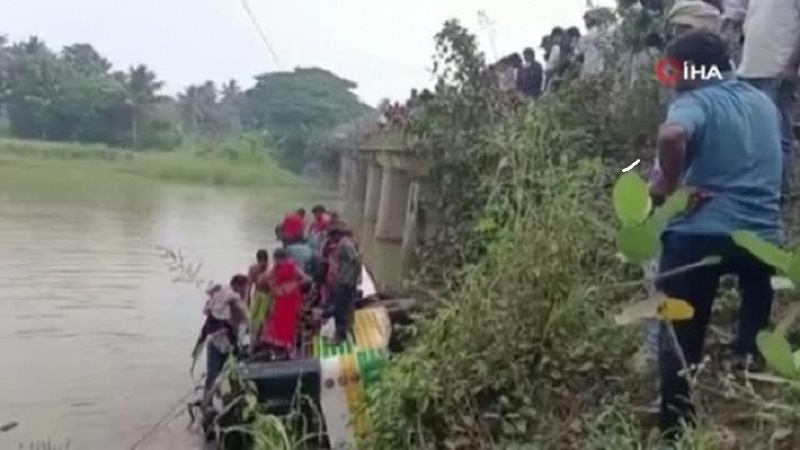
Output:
top-left (374, 167), bottom-right (410, 241)
top-left (352, 159), bottom-right (368, 205)
top-left (338, 153), bottom-right (353, 196)
top-left (400, 181), bottom-right (420, 273)
top-left (363, 164), bottom-right (382, 221)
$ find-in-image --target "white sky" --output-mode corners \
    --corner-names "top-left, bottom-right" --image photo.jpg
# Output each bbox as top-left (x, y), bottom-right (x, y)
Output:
top-left (1, 0), bottom-right (614, 107)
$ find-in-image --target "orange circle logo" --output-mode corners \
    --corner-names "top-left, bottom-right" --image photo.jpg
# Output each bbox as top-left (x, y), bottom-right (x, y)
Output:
top-left (654, 57), bottom-right (682, 87)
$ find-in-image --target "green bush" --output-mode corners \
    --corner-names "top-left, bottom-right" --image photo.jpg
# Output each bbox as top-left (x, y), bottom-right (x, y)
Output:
top-left (0, 137), bottom-right (301, 188)
top-left (365, 15), bottom-right (800, 450)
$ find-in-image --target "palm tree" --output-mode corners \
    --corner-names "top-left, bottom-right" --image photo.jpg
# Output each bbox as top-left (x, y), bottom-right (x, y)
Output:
top-left (221, 79), bottom-right (241, 103)
top-left (177, 85), bottom-right (202, 134)
top-left (122, 64), bottom-right (164, 148)
top-left (20, 36), bottom-right (46, 55)
top-left (61, 43), bottom-right (111, 75)
top-left (220, 79), bottom-right (243, 133)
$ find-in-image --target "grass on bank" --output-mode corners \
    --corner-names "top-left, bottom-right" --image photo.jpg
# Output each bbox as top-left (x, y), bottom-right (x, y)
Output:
top-left (0, 138), bottom-right (302, 188)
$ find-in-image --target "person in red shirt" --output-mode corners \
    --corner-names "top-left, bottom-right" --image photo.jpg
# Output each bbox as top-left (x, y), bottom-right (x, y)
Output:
top-left (280, 212), bottom-right (305, 242)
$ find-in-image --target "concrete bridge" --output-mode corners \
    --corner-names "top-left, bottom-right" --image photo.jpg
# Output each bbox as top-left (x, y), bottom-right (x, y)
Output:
top-left (337, 129), bottom-right (428, 270)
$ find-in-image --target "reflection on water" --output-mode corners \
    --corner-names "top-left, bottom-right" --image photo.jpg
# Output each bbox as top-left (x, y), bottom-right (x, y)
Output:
top-left (0, 166), bottom-right (320, 449)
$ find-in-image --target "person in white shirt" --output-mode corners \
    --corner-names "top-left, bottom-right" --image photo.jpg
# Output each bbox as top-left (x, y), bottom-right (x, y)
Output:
top-left (722, 0), bottom-right (748, 66)
top-left (577, 8), bottom-right (615, 78)
top-left (544, 27), bottom-right (565, 91)
top-left (738, 0), bottom-right (800, 198)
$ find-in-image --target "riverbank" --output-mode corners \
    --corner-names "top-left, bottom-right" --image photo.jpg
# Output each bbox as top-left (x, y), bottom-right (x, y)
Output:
top-left (0, 138), bottom-right (303, 189)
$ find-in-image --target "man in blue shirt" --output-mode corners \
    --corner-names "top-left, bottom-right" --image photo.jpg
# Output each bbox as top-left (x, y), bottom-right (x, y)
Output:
top-left (650, 30), bottom-right (783, 437)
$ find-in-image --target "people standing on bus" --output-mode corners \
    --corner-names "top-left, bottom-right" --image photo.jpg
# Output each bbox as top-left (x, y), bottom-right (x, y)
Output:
top-left (308, 204), bottom-right (331, 254)
top-left (261, 249), bottom-right (312, 359)
top-left (247, 250), bottom-right (272, 342)
top-left (193, 275), bottom-right (250, 408)
top-left (245, 249), bottom-right (269, 305)
top-left (281, 211), bottom-right (305, 243)
top-left (282, 223), bottom-right (314, 276)
top-left (322, 220), bottom-right (363, 345)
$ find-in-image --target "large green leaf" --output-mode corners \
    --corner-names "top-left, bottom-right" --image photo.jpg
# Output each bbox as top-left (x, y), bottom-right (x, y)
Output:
top-left (648, 188), bottom-right (689, 232)
top-left (617, 223), bottom-right (661, 263)
top-left (612, 172), bottom-right (651, 225)
top-left (787, 255), bottom-right (800, 286)
top-left (756, 330), bottom-right (797, 379)
top-left (731, 230), bottom-right (791, 272)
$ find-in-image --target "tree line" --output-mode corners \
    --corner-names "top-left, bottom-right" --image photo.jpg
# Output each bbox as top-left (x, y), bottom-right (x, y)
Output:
top-left (0, 34), bottom-right (375, 171)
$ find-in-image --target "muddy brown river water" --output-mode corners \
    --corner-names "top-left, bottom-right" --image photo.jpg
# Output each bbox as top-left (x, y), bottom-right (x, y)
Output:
top-left (0, 165), bottom-right (398, 449)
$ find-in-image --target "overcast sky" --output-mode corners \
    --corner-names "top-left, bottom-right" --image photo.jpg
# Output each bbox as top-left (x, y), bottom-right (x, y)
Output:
top-left (1, 0), bottom-right (613, 107)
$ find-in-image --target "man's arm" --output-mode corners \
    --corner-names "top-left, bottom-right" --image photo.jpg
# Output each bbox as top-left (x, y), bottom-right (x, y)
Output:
top-left (245, 267), bottom-right (255, 304)
top-left (651, 97), bottom-right (705, 202)
top-left (653, 124), bottom-right (688, 201)
top-left (229, 295), bottom-right (250, 323)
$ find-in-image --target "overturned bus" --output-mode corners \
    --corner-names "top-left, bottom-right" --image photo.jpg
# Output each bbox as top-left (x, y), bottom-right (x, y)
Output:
top-left (210, 266), bottom-right (410, 449)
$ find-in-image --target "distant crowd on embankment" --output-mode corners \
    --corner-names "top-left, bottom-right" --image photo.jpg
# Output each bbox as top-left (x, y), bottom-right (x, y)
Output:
top-left (374, 0), bottom-right (754, 130)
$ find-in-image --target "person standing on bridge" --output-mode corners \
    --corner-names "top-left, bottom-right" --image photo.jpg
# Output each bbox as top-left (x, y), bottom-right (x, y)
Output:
top-left (650, 30), bottom-right (781, 439)
top-left (517, 48), bottom-right (544, 98)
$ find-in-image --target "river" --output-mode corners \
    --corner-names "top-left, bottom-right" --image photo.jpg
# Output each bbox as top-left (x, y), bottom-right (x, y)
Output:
top-left (0, 165), bottom-right (399, 449)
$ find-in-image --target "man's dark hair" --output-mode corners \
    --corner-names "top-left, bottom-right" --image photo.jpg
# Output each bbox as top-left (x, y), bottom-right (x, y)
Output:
top-left (420, 89), bottom-right (434, 101)
top-left (312, 204), bottom-right (326, 214)
top-left (567, 27), bottom-right (581, 38)
top-left (508, 53), bottom-right (523, 69)
top-left (296, 208), bottom-right (306, 217)
top-left (274, 248), bottom-right (288, 260)
top-left (551, 27), bottom-right (564, 37)
top-left (256, 249), bottom-right (268, 261)
top-left (230, 274), bottom-right (248, 287)
top-left (523, 47), bottom-right (535, 60)
top-left (666, 30), bottom-right (732, 73)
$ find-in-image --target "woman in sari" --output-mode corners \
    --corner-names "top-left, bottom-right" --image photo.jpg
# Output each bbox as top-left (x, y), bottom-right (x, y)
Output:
top-left (262, 248), bottom-right (311, 358)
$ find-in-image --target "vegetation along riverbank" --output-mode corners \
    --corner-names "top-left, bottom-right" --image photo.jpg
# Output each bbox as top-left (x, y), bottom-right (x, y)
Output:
top-left (0, 137), bottom-right (303, 188)
top-left (189, 5), bottom-right (800, 450)
top-left (360, 11), bottom-right (800, 450)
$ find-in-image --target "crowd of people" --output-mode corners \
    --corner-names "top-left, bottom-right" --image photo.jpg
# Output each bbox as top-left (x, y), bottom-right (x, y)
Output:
top-left (191, 205), bottom-right (363, 410)
top-left (377, 88), bottom-right (435, 129)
